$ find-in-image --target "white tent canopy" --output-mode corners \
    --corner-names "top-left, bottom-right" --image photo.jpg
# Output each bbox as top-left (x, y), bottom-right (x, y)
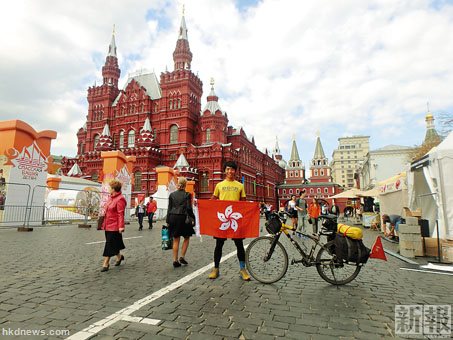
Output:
top-left (378, 172), bottom-right (408, 217)
top-left (408, 131), bottom-right (453, 240)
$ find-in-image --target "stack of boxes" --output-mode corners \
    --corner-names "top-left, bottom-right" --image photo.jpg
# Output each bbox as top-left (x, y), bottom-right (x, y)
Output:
top-left (398, 216), bottom-right (423, 258)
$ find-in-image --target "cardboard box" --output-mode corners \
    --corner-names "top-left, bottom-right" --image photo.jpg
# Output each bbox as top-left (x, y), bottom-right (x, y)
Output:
top-left (403, 207), bottom-right (422, 218)
top-left (442, 244), bottom-right (453, 263)
top-left (424, 237), bottom-right (442, 257)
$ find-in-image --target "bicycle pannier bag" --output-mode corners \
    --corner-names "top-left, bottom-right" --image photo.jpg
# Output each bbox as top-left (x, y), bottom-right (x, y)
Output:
top-left (334, 234), bottom-right (370, 264)
top-left (265, 216), bottom-right (282, 234)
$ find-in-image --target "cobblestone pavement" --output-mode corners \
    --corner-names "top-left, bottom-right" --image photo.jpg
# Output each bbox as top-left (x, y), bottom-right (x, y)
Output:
top-left (0, 217), bottom-right (452, 339)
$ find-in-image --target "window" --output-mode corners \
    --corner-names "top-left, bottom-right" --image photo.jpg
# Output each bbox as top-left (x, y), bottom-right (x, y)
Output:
top-left (134, 171), bottom-right (142, 191)
top-left (317, 188), bottom-right (321, 193)
top-left (170, 125), bottom-right (178, 144)
top-left (289, 189), bottom-right (293, 194)
top-left (320, 170), bottom-right (324, 176)
top-left (206, 128), bottom-right (211, 143)
top-left (92, 171), bottom-right (99, 181)
top-left (314, 170), bottom-right (318, 176)
top-left (128, 130), bottom-right (135, 147)
top-left (324, 188), bottom-right (329, 193)
top-left (201, 173), bottom-right (209, 192)
top-left (310, 188), bottom-right (314, 194)
top-left (93, 134), bottom-right (100, 149)
top-left (119, 131), bottom-right (124, 148)
top-left (283, 189), bottom-right (286, 194)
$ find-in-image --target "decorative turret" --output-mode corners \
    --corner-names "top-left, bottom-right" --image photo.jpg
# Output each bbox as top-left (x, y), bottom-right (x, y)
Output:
top-left (423, 106), bottom-right (441, 145)
top-left (309, 132), bottom-right (331, 183)
top-left (173, 8), bottom-right (193, 71)
top-left (173, 153), bottom-right (197, 180)
top-left (102, 26), bottom-right (121, 87)
top-left (200, 78), bottom-right (228, 144)
top-left (136, 117), bottom-right (154, 147)
top-left (285, 136), bottom-right (305, 184)
top-left (272, 136), bottom-right (286, 169)
top-left (97, 124), bottom-right (113, 151)
top-left (67, 162), bottom-right (83, 177)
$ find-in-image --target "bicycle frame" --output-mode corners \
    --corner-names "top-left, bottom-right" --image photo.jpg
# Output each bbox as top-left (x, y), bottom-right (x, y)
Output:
top-left (270, 220), bottom-right (326, 266)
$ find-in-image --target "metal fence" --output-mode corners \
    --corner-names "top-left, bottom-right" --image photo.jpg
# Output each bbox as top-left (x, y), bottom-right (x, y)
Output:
top-left (0, 182), bottom-right (102, 229)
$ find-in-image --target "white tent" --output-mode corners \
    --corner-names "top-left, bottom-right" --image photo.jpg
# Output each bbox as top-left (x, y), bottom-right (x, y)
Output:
top-left (378, 172), bottom-right (408, 217)
top-left (408, 131), bottom-right (453, 240)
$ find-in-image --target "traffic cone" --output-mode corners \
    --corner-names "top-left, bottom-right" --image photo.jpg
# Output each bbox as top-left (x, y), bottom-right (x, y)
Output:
top-left (369, 236), bottom-right (387, 261)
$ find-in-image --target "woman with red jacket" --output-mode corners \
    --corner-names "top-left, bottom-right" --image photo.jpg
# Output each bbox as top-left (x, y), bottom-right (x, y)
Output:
top-left (308, 198), bottom-right (321, 234)
top-left (100, 179), bottom-right (127, 272)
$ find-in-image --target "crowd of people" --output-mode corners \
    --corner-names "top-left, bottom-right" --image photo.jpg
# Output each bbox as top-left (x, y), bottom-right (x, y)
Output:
top-left (98, 161), bottom-right (252, 281)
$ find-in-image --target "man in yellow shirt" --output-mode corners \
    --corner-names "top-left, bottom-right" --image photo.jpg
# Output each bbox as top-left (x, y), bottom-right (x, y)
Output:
top-left (208, 161), bottom-right (251, 281)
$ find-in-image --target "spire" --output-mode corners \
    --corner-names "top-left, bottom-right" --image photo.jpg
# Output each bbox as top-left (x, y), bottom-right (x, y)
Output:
top-left (97, 124), bottom-right (113, 151)
top-left (142, 117), bottom-right (152, 132)
top-left (67, 162), bottom-right (83, 177)
top-left (423, 106), bottom-right (441, 145)
top-left (136, 118), bottom-right (154, 147)
top-left (273, 136), bottom-right (281, 155)
top-left (102, 26), bottom-right (121, 87)
top-left (101, 123), bottom-right (110, 137)
top-left (173, 9), bottom-right (193, 70)
top-left (203, 78), bottom-right (223, 114)
top-left (289, 136), bottom-right (301, 161)
top-left (313, 134), bottom-right (326, 159)
top-left (174, 153), bottom-right (190, 170)
top-left (108, 25), bottom-right (117, 57)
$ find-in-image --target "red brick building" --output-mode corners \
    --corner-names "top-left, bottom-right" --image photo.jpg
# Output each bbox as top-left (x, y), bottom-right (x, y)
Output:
top-left (277, 135), bottom-right (343, 209)
top-left (62, 14), bottom-right (285, 203)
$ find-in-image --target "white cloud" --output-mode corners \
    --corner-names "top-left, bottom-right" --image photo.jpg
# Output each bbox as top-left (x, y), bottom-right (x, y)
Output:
top-left (0, 0), bottom-right (452, 166)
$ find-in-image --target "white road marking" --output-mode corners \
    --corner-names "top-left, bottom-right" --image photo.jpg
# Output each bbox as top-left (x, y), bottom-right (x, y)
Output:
top-left (66, 246), bottom-right (246, 340)
top-left (121, 315), bottom-right (161, 325)
top-left (400, 267), bottom-right (453, 276)
top-left (85, 236), bottom-right (143, 245)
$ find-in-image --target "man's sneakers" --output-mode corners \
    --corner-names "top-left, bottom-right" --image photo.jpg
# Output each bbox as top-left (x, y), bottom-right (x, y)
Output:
top-left (239, 268), bottom-right (251, 281)
top-left (208, 268), bottom-right (219, 279)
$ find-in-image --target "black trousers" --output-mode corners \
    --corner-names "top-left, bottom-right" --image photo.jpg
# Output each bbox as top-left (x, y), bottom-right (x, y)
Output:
top-left (147, 212), bottom-right (154, 228)
top-left (214, 238), bottom-right (245, 268)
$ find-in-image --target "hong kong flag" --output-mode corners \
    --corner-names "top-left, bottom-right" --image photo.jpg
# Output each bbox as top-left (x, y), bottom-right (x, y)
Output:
top-left (198, 200), bottom-right (260, 238)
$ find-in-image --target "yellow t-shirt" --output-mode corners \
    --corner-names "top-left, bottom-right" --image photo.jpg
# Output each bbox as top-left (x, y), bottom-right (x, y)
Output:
top-left (213, 180), bottom-right (246, 201)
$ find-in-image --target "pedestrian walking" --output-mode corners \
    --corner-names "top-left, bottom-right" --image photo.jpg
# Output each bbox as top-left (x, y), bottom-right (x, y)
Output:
top-left (166, 177), bottom-right (195, 267)
top-left (308, 198), bottom-right (321, 234)
top-left (295, 190), bottom-right (307, 233)
top-left (136, 199), bottom-right (146, 230)
top-left (146, 196), bottom-right (157, 229)
top-left (100, 179), bottom-right (127, 272)
top-left (208, 160), bottom-right (251, 281)
top-left (287, 195), bottom-right (298, 228)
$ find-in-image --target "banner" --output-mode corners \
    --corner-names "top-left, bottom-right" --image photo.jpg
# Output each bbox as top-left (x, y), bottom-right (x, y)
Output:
top-left (198, 200), bottom-right (259, 238)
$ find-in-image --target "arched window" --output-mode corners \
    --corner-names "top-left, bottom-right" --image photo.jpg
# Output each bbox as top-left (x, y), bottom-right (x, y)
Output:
top-left (169, 99), bottom-right (173, 110)
top-left (134, 171), bottom-right (142, 191)
top-left (324, 188), bottom-right (329, 193)
top-left (317, 188), bottom-right (321, 193)
top-left (93, 134), bottom-right (100, 150)
top-left (314, 169), bottom-right (318, 176)
top-left (201, 173), bottom-right (209, 192)
top-left (178, 99), bottom-right (181, 108)
top-left (128, 130), bottom-right (135, 148)
top-left (206, 128), bottom-right (211, 143)
top-left (310, 188), bottom-right (314, 194)
top-left (170, 125), bottom-right (178, 144)
top-left (119, 131), bottom-right (124, 148)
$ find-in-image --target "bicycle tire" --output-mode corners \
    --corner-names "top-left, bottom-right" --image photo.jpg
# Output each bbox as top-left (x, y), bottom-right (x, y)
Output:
top-left (245, 236), bottom-right (288, 284)
top-left (316, 240), bottom-right (361, 285)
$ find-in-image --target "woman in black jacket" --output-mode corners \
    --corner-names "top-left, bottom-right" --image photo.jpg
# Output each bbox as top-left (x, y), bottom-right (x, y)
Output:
top-left (166, 177), bottom-right (195, 267)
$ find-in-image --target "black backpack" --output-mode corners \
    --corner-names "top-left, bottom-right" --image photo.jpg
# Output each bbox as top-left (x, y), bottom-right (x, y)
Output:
top-left (334, 234), bottom-right (370, 264)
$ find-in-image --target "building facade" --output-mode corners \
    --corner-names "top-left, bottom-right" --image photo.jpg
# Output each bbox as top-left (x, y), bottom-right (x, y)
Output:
top-left (61, 14), bottom-right (285, 204)
top-left (277, 135), bottom-right (342, 208)
top-left (358, 145), bottom-right (413, 190)
top-left (331, 136), bottom-right (370, 188)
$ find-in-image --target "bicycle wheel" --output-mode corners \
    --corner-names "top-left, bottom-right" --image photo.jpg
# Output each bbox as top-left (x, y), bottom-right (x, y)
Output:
top-left (316, 240), bottom-right (361, 285)
top-left (246, 236), bottom-right (288, 284)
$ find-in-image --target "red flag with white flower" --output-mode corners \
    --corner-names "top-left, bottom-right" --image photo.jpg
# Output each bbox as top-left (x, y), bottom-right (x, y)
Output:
top-left (198, 200), bottom-right (260, 238)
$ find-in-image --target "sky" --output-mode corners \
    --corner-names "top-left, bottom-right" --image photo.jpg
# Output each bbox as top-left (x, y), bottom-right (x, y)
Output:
top-left (1, 0), bottom-right (453, 167)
